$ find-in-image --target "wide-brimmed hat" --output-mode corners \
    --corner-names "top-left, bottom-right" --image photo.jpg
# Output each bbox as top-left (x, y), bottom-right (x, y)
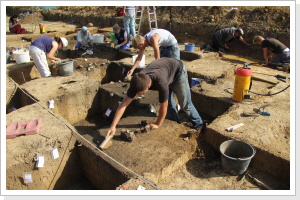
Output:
top-left (60, 37), bottom-right (68, 48)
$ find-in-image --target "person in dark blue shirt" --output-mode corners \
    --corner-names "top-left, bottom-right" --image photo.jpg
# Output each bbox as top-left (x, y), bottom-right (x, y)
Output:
top-left (113, 24), bottom-right (130, 50)
top-left (29, 36), bottom-right (68, 77)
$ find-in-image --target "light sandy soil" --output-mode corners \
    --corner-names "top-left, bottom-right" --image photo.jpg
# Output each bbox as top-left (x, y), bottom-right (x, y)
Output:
top-left (4, 6), bottom-right (293, 193)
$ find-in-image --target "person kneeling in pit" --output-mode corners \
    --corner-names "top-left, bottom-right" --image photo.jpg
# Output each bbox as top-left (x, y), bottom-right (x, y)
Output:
top-left (105, 57), bottom-right (204, 139)
top-left (209, 27), bottom-right (251, 53)
top-left (112, 24), bottom-right (130, 50)
top-left (252, 35), bottom-right (290, 67)
top-left (75, 26), bottom-right (94, 50)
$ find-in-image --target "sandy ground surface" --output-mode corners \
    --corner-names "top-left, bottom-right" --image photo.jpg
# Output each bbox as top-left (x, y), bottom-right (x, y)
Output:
top-left (4, 6), bottom-right (293, 193)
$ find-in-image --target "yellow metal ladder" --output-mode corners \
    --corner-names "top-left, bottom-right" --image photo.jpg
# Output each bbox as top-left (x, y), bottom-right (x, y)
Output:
top-left (135, 6), bottom-right (158, 35)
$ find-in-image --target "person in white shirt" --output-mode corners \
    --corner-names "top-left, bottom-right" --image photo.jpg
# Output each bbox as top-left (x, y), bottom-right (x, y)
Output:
top-left (76, 26), bottom-right (94, 49)
top-left (128, 29), bottom-right (180, 76)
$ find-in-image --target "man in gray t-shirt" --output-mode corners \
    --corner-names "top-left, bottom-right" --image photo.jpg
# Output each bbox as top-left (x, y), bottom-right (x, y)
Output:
top-left (211, 27), bottom-right (250, 52)
top-left (106, 57), bottom-right (203, 139)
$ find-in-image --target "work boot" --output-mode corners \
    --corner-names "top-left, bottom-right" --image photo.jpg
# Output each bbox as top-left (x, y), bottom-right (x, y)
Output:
top-left (193, 125), bottom-right (203, 132)
top-left (282, 64), bottom-right (290, 73)
top-left (200, 43), bottom-right (207, 50)
top-left (187, 125), bottom-right (203, 139)
top-left (205, 44), bottom-right (215, 51)
top-left (182, 122), bottom-right (193, 128)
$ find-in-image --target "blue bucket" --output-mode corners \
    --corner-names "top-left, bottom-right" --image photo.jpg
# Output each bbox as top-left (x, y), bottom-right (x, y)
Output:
top-left (191, 78), bottom-right (204, 87)
top-left (185, 43), bottom-right (195, 52)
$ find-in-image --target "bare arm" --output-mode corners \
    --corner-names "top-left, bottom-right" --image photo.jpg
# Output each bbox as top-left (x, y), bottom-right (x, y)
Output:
top-left (9, 22), bottom-right (19, 29)
top-left (123, 6), bottom-right (127, 16)
top-left (127, 49), bottom-right (145, 75)
top-left (263, 48), bottom-right (269, 65)
top-left (47, 41), bottom-right (60, 62)
top-left (150, 34), bottom-right (161, 59)
top-left (106, 95), bottom-right (133, 138)
top-left (239, 37), bottom-right (251, 45)
top-left (118, 34), bottom-right (128, 47)
top-left (150, 100), bottom-right (168, 129)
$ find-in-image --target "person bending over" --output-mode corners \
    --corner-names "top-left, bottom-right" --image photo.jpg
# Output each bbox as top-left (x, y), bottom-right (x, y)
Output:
top-left (253, 35), bottom-right (290, 67)
top-left (211, 27), bottom-right (250, 53)
top-left (106, 57), bottom-right (204, 139)
top-left (128, 29), bottom-right (180, 76)
top-left (29, 36), bottom-right (68, 77)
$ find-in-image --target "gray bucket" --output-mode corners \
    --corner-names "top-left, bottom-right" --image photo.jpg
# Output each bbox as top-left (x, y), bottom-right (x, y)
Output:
top-left (57, 59), bottom-right (74, 76)
top-left (6, 51), bottom-right (11, 63)
top-left (219, 139), bottom-right (256, 175)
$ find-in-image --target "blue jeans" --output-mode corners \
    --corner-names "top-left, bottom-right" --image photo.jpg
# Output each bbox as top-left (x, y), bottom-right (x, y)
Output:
top-left (269, 50), bottom-right (290, 66)
top-left (120, 42), bottom-right (130, 50)
top-left (75, 43), bottom-right (82, 49)
top-left (160, 43), bottom-right (180, 60)
top-left (123, 10), bottom-right (136, 37)
top-left (167, 62), bottom-right (203, 128)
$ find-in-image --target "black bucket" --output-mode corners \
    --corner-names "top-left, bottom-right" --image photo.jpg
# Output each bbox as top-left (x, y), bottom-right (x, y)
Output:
top-left (219, 139), bottom-right (256, 175)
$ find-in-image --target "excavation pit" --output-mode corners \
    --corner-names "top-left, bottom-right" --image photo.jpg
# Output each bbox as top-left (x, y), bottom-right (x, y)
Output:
top-left (6, 55), bottom-right (290, 190)
top-left (5, 6), bottom-right (291, 191)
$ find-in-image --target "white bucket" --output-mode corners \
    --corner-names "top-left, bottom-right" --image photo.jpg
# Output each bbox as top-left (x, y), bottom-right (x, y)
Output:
top-left (13, 49), bottom-right (30, 64)
top-left (132, 55), bottom-right (145, 68)
top-left (93, 34), bottom-right (104, 43)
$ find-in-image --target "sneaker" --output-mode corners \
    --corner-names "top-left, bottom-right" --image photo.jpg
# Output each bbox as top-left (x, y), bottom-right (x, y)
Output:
top-left (193, 125), bottom-right (203, 132)
top-left (187, 126), bottom-right (203, 138)
top-left (218, 48), bottom-right (226, 54)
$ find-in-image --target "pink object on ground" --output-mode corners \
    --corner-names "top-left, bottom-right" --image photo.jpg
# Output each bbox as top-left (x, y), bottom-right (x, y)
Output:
top-left (6, 118), bottom-right (42, 139)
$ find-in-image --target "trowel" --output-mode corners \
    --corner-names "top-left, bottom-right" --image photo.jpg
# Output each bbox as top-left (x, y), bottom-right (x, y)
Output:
top-left (124, 75), bottom-right (132, 82)
top-left (99, 136), bottom-right (113, 150)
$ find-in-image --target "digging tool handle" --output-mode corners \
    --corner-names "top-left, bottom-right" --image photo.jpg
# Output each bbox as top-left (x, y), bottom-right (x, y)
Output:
top-left (275, 75), bottom-right (287, 79)
top-left (100, 136), bottom-right (113, 150)
top-left (261, 111), bottom-right (271, 116)
top-left (260, 103), bottom-right (271, 109)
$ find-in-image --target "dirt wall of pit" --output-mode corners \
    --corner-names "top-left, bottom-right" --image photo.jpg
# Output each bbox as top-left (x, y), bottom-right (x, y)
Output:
top-left (74, 137), bottom-right (130, 190)
top-left (7, 6), bottom-right (290, 60)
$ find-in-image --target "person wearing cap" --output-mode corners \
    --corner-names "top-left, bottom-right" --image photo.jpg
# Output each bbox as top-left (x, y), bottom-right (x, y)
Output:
top-left (76, 26), bottom-right (94, 49)
top-left (211, 27), bottom-right (250, 53)
top-left (127, 29), bottom-right (180, 76)
top-left (105, 57), bottom-right (204, 139)
top-left (253, 35), bottom-right (290, 67)
top-left (29, 36), bottom-right (68, 77)
top-left (113, 24), bottom-right (130, 50)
